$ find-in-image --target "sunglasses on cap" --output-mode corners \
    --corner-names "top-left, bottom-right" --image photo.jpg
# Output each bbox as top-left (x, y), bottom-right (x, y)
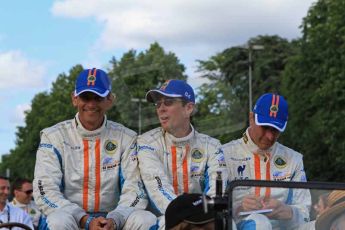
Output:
top-left (154, 98), bottom-right (184, 109)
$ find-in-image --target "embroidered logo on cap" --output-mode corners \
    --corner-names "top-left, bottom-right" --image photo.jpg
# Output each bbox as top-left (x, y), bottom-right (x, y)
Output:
top-left (269, 94), bottom-right (280, 118)
top-left (87, 69), bottom-right (97, 86)
top-left (160, 80), bottom-right (170, 91)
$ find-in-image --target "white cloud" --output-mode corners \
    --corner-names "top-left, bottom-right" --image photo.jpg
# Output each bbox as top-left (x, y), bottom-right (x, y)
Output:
top-left (52, 0), bottom-right (316, 50)
top-left (0, 50), bottom-right (46, 89)
top-left (9, 103), bottom-right (31, 126)
top-left (51, 0), bottom-right (316, 87)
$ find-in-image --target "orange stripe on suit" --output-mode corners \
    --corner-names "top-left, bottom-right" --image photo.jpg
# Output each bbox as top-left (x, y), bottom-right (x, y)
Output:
top-left (254, 153), bottom-right (261, 196)
top-left (94, 138), bottom-right (101, 212)
top-left (83, 139), bottom-right (89, 211)
top-left (182, 145), bottom-right (189, 193)
top-left (171, 146), bottom-right (178, 194)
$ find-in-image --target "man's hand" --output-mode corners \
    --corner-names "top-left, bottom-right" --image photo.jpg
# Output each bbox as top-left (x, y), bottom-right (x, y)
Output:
top-left (240, 194), bottom-right (265, 212)
top-left (262, 198), bottom-right (293, 220)
top-left (89, 217), bottom-right (116, 230)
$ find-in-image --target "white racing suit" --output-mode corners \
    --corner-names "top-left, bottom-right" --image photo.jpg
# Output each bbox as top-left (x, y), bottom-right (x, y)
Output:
top-left (137, 126), bottom-right (228, 229)
top-left (33, 114), bottom-right (156, 229)
top-left (223, 129), bottom-right (311, 230)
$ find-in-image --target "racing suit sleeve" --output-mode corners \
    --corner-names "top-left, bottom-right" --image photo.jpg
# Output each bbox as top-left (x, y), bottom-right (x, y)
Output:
top-left (204, 142), bottom-right (228, 198)
top-left (280, 157), bottom-right (311, 229)
top-left (107, 136), bottom-right (149, 229)
top-left (136, 136), bottom-right (177, 215)
top-left (33, 132), bottom-right (87, 227)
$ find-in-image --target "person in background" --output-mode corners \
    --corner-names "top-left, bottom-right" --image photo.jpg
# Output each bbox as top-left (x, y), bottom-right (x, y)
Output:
top-left (297, 192), bottom-right (330, 230)
top-left (223, 93), bottom-right (311, 230)
top-left (313, 192), bottom-right (330, 218)
top-left (11, 178), bottom-right (41, 229)
top-left (137, 79), bottom-right (227, 229)
top-left (33, 68), bottom-right (156, 230)
top-left (0, 176), bottom-right (33, 229)
top-left (316, 190), bottom-right (345, 230)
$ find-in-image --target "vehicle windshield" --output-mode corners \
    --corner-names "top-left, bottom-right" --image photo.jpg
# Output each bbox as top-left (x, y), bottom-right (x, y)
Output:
top-left (213, 180), bottom-right (345, 230)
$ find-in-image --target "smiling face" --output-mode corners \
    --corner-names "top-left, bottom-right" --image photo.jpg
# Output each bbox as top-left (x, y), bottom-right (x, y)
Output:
top-left (248, 112), bottom-right (280, 150)
top-left (154, 96), bottom-right (194, 138)
top-left (71, 91), bottom-right (114, 131)
top-left (0, 178), bottom-right (10, 209)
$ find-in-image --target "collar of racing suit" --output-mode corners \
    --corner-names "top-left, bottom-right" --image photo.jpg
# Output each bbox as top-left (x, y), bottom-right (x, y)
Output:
top-left (242, 128), bottom-right (276, 155)
top-left (164, 124), bottom-right (195, 146)
top-left (11, 198), bottom-right (29, 209)
top-left (74, 113), bottom-right (107, 139)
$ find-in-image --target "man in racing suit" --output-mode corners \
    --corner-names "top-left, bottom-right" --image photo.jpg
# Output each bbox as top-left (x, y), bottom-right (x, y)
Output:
top-left (137, 79), bottom-right (227, 229)
top-left (33, 68), bottom-right (156, 230)
top-left (223, 93), bottom-right (311, 230)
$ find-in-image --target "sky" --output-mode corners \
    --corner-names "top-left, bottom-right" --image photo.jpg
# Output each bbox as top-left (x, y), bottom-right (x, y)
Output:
top-left (0, 0), bottom-right (316, 156)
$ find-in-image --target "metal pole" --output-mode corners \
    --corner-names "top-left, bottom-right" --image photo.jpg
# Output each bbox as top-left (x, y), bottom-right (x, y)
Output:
top-left (138, 100), bottom-right (142, 135)
top-left (248, 47), bottom-right (253, 112)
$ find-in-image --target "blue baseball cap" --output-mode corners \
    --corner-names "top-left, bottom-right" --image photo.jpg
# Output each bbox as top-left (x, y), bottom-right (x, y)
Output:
top-left (146, 79), bottom-right (195, 103)
top-left (253, 93), bottom-right (288, 132)
top-left (74, 68), bottom-right (111, 97)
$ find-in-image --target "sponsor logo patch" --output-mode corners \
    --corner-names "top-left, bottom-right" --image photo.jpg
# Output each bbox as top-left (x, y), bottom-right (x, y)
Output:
top-left (138, 145), bottom-right (155, 152)
top-left (191, 148), bottom-right (204, 163)
top-left (234, 164), bottom-right (249, 180)
top-left (102, 157), bottom-right (120, 171)
top-left (104, 140), bottom-right (117, 155)
top-left (270, 104), bottom-right (279, 113)
top-left (272, 171), bottom-right (291, 181)
top-left (160, 80), bottom-right (170, 91)
top-left (87, 74), bottom-right (96, 86)
top-left (230, 157), bottom-right (251, 161)
top-left (190, 165), bottom-right (200, 172)
top-left (274, 156), bottom-right (287, 168)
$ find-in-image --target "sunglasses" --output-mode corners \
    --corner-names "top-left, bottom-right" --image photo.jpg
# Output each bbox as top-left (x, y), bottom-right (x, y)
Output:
top-left (20, 189), bottom-right (33, 195)
top-left (154, 98), bottom-right (183, 109)
top-left (78, 92), bottom-right (106, 102)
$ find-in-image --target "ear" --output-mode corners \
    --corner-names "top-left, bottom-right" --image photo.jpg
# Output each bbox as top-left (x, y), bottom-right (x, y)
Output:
top-left (109, 93), bottom-right (116, 105)
top-left (185, 102), bottom-right (195, 117)
top-left (71, 92), bottom-right (78, 107)
top-left (105, 93), bottom-right (116, 109)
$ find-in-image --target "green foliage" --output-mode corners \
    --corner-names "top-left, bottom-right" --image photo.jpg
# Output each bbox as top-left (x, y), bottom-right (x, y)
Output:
top-left (196, 35), bottom-right (297, 143)
top-left (0, 65), bottom-right (83, 180)
top-left (108, 42), bottom-right (187, 133)
top-left (0, 43), bottom-right (187, 179)
top-left (282, 0), bottom-right (345, 181)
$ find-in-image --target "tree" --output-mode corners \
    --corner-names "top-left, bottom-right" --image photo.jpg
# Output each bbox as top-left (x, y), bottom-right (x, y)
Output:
top-left (108, 42), bottom-right (187, 133)
top-left (0, 65), bottom-right (83, 179)
top-left (282, 0), bottom-right (345, 181)
top-left (196, 35), bottom-right (297, 143)
top-left (0, 43), bottom-right (187, 178)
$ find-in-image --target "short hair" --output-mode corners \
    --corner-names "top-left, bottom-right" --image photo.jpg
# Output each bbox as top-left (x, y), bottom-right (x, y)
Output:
top-left (11, 178), bottom-right (32, 196)
top-left (0, 176), bottom-right (9, 181)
